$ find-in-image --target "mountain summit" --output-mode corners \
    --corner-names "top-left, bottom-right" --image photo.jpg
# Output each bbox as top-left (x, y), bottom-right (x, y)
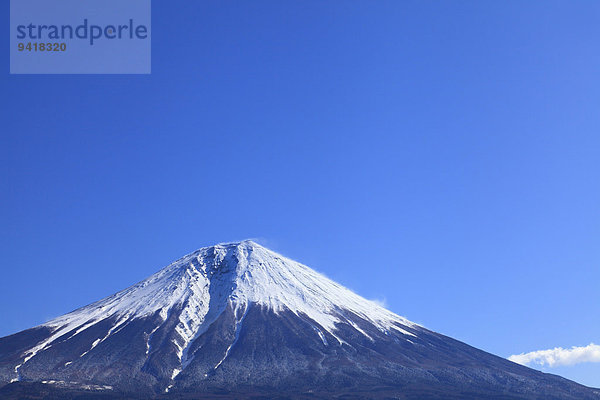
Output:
top-left (0, 241), bottom-right (598, 399)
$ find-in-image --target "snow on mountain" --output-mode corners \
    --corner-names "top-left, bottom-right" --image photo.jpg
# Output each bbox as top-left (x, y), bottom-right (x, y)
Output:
top-left (13, 241), bottom-right (417, 383)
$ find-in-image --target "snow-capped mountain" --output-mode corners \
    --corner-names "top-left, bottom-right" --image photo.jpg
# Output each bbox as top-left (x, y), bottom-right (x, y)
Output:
top-left (0, 241), bottom-right (598, 399)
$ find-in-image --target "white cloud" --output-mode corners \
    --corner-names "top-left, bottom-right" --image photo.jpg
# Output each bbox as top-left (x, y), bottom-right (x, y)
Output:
top-left (509, 343), bottom-right (600, 368)
top-left (370, 298), bottom-right (388, 308)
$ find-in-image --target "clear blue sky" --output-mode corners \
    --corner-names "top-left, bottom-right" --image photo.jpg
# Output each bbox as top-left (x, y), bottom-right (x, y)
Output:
top-left (1, 0), bottom-right (599, 388)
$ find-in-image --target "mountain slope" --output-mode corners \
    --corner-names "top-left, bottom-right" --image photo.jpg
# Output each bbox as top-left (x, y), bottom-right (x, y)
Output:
top-left (0, 240), bottom-right (598, 399)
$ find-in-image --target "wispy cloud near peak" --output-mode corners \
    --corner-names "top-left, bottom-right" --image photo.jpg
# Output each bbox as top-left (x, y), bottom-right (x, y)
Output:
top-left (370, 298), bottom-right (388, 308)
